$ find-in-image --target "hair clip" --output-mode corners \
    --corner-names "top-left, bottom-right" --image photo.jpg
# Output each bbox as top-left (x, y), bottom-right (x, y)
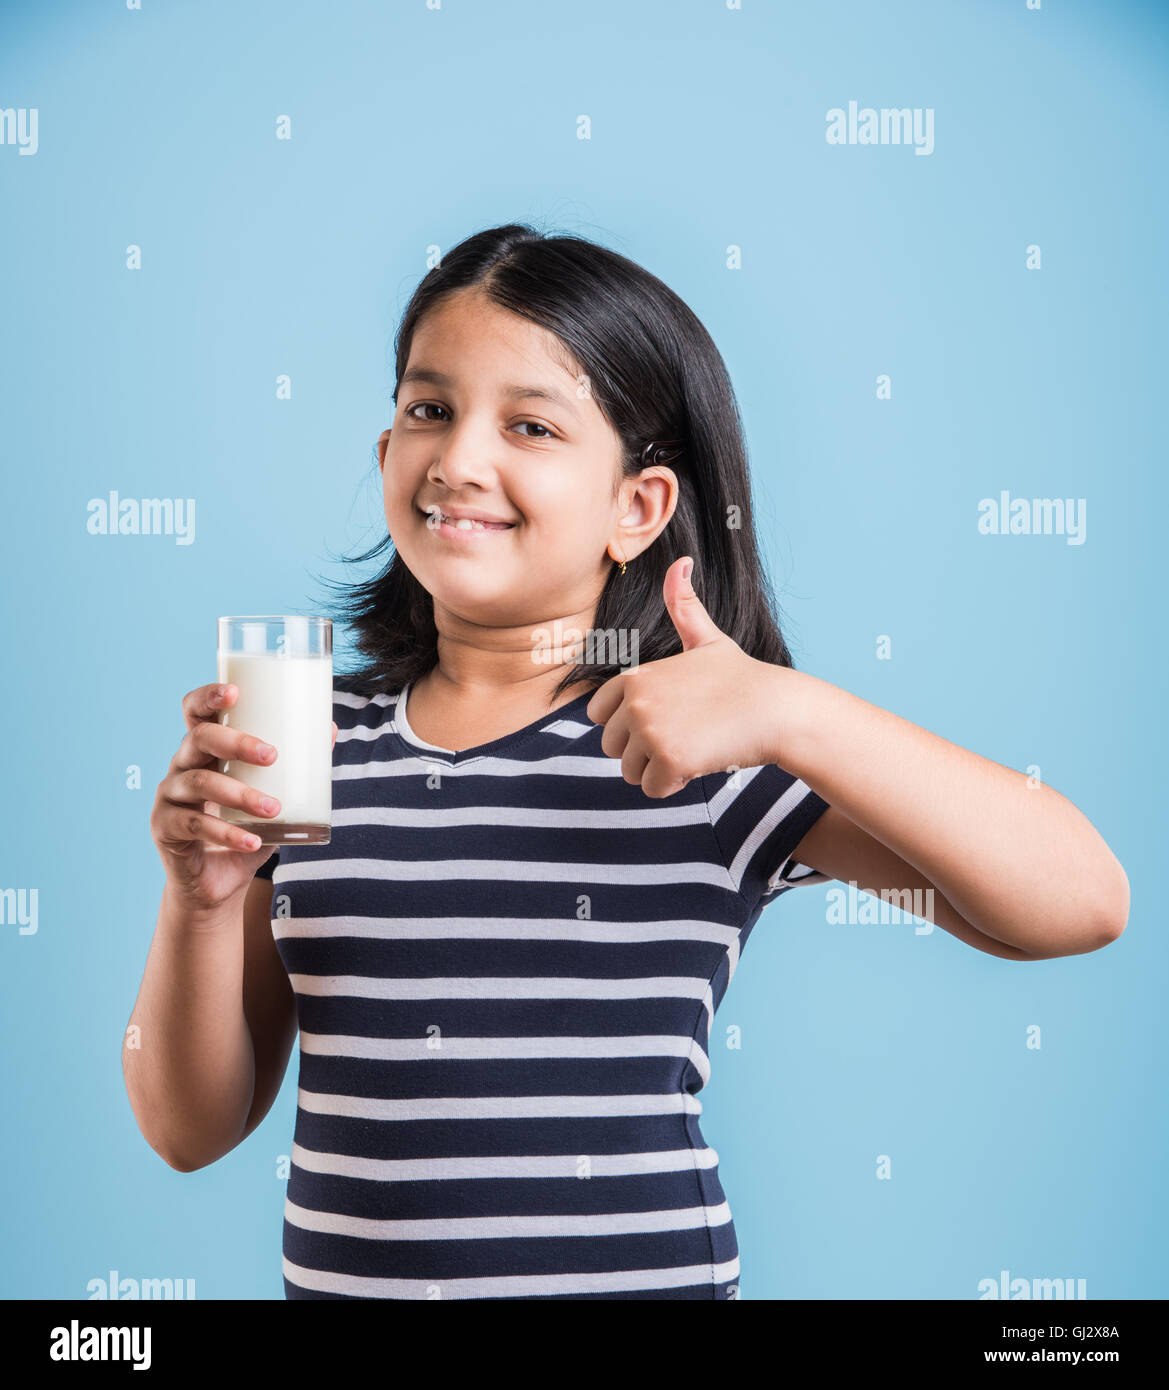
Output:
top-left (640, 439), bottom-right (685, 467)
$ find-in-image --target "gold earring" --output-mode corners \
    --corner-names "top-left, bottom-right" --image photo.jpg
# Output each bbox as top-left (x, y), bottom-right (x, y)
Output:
top-left (612, 549), bottom-right (627, 576)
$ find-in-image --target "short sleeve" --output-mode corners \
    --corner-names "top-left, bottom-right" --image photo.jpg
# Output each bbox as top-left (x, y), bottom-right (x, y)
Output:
top-left (701, 762), bottom-right (831, 908)
top-left (254, 851), bottom-right (279, 881)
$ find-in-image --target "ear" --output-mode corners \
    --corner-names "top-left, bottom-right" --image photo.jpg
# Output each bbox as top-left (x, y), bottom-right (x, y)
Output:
top-left (376, 428), bottom-right (392, 471)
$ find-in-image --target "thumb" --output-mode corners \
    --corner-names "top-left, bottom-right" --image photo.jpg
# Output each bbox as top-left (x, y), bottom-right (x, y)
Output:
top-left (664, 556), bottom-right (723, 651)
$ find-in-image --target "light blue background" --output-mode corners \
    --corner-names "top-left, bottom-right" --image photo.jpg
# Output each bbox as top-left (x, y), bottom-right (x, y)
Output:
top-left (1, 0), bottom-right (1164, 1300)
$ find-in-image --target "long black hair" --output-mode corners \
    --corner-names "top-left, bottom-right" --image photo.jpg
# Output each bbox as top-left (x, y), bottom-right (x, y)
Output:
top-left (320, 222), bottom-right (796, 705)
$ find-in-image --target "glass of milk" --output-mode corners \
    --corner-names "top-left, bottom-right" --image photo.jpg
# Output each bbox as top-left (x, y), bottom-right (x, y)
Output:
top-left (215, 616), bottom-right (333, 845)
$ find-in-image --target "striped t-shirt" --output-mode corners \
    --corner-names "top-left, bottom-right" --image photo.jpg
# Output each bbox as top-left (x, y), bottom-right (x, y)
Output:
top-left (255, 672), bottom-right (830, 1300)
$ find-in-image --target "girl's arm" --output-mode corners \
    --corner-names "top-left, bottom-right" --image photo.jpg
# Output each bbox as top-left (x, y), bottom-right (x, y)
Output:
top-left (588, 559), bottom-right (1129, 963)
top-left (123, 877), bottom-right (297, 1170)
top-left (788, 807), bottom-right (1044, 961)
top-left (773, 666), bottom-right (1129, 961)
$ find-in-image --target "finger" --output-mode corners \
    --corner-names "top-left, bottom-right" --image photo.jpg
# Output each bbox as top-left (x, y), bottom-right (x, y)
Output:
top-left (182, 682), bottom-right (237, 733)
top-left (642, 757), bottom-right (690, 801)
top-left (585, 671), bottom-right (626, 726)
top-left (166, 766), bottom-right (281, 821)
top-left (155, 804), bottom-right (264, 854)
top-left (173, 720), bottom-right (276, 773)
top-left (619, 734), bottom-right (651, 790)
top-left (663, 556), bottom-right (724, 652)
top-left (331, 721), bottom-right (338, 749)
top-left (597, 703), bottom-right (633, 764)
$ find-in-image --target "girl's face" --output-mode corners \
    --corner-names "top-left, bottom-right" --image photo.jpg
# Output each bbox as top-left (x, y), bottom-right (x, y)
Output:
top-left (378, 287), bottom-right (676, 629)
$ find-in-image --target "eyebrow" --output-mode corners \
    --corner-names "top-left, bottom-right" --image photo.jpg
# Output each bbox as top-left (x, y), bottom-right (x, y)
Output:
top-left (398, 366), bottom-right (582, 418)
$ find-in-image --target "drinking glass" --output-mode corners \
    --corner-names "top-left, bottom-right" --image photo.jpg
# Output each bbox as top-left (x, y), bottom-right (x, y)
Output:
top-left (215, 615), bottom-right (332, 845)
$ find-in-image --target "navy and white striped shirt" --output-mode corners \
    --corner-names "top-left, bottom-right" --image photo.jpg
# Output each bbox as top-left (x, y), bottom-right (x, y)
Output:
top-left (255, 672), bottom-right (830, 1300)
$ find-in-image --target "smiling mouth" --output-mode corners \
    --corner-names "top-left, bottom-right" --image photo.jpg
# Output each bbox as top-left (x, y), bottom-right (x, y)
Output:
top-left (418, 507), bottom-right (516, 534)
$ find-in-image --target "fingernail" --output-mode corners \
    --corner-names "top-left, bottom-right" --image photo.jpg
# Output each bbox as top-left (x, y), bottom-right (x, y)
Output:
top-left (681, 558), bottom-right (693, 583)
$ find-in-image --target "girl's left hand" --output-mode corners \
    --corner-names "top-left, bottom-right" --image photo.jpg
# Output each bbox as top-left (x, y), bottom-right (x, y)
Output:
top-left (585, 556), bottom-right (785, 798)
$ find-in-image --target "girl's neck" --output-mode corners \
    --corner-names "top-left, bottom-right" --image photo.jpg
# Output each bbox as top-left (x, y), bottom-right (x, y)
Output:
top-left (422, 598), bottom-right (599, 710)
top-left (413, 661), bottom-right (594, 714)
top-left (405, 663), bottom-right (595, 753)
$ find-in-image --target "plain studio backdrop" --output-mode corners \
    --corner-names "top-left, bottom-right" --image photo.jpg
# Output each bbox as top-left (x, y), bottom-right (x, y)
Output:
top-left (0, 0), bottom-right (1164, 1300)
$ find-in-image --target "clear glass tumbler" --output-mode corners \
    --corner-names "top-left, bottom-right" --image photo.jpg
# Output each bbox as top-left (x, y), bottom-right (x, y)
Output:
top-left (215, 616), bottom-right (332, 845)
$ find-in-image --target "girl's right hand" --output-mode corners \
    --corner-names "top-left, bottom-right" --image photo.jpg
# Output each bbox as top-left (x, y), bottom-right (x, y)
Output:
top-left (151, 682), bottom-right (337, 913)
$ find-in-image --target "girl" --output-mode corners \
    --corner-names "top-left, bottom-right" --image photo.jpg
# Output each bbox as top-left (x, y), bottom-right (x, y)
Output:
top-left (128, 223), bottom-right (1129, 1301)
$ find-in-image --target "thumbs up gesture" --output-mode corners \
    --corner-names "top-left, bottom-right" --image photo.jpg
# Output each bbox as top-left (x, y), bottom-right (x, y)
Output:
top-left (585, 556), bottom-right (785, 798)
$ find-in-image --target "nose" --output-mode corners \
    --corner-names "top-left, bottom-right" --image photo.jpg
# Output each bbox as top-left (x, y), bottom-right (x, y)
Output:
top-left (426, 423), bottom-right (502, 493)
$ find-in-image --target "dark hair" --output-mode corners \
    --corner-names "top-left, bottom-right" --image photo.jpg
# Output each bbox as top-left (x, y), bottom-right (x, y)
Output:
top-left (320, 222), bottom-right (796, 705)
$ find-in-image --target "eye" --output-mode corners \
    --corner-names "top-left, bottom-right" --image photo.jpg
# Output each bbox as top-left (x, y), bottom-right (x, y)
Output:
top-left (403, 403), bottom-right (558, 440)
top-left (403, 402), bottom-right (449, 422)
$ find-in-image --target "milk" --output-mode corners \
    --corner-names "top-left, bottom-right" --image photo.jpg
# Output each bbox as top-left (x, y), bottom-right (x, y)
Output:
top-left (215, 650), bottom-right (333, 843)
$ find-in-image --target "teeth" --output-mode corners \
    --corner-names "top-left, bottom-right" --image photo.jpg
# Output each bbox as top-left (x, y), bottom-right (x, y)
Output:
top-left (428, 507), bottom-right (513, 530)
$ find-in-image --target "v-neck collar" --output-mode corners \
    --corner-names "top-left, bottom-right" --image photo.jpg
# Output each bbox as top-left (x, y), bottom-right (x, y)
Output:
top-left (390, 680), bottom-right (596, 765)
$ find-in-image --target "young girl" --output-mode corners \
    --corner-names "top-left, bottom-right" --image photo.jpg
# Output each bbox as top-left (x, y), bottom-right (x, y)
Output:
top-left (128, 223), bottom-right (1129, 1301)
